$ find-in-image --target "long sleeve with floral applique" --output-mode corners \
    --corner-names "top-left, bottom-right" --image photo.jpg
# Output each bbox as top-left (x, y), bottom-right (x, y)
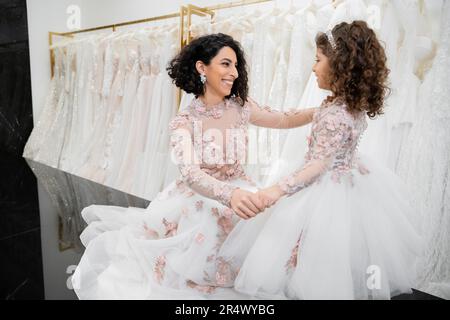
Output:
top-left (277, 105), bottom-right (354, 195)
top-left (247, 97), bottom-right (317, 129)
top-left (169, 113), bottom-right (238, 207)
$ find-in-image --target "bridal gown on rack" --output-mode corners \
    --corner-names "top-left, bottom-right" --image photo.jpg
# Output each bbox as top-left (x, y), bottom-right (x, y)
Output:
top-left (283, 4), bottom-right (316, 110)
top-left (121, 31), bottom-right (155, 195)
top-left (245, 11), bottom-right (279, 183)
top-left (142, 28), bottom-right (179, 199)
top-left (219, 98), bottom-right (423, 300)
top-left (139, 27), bottom-right (179, 200)
top-left (396, 0), bottom-right (450, 298)
top-left (79, 36), bottom-right (121, 182)
top-left (104, 37), bottom-right (141, 188)
top-left (31, 44), bottom-right (76, 168)
top-left (116, 30), bottom-right (153, 192)
top-left (23, 46), bottom-right (64, 161)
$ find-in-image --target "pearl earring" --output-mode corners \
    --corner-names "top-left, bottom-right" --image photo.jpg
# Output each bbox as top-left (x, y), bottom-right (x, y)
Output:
top-left (200, 74), bottom-right (206, 84)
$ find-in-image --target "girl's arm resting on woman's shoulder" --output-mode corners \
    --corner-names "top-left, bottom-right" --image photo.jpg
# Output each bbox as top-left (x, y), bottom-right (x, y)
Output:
top-left (248, 97), bottom-right (317, 129)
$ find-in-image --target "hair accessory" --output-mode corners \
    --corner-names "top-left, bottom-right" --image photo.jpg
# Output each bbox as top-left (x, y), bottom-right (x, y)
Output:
top-left (325, 30), bottom-right (337, 51)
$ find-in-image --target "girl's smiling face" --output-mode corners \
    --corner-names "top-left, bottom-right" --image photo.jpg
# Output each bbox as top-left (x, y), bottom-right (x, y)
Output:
top-left (312, 48), bottom-right (332, 90)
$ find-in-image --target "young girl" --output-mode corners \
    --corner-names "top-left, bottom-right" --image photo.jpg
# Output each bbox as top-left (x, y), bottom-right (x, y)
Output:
top-left (71, 33), bottom-right (317, 299)
top-left (219, 21), bottom-right (423, 300)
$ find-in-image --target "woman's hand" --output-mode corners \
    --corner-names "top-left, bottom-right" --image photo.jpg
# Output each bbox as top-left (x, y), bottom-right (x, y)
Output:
top-left (257, 185), bottom-right (285, 208)
top-left (230, 189), bottom-right (265, 219)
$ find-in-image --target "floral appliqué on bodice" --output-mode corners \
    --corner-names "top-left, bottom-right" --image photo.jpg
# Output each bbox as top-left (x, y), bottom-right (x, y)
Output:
top-left (278, 99), bottom-right (368, 195)
top-left (169, 97), bottom-right (253, 207)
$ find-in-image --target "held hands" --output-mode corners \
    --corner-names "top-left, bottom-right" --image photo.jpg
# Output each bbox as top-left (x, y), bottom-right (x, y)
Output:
top-left (230, 189), bottom-right (265, 220)
top-left (257, 185), bottom-right (285, 208)
top-left (230, 185), bottom-right (285, 220)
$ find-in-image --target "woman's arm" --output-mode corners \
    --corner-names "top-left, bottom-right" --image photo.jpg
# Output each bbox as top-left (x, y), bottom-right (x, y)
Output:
top-left (169, 114), bottom-right (263, 218)
top-left (248, 97), bottom-right (317, 129)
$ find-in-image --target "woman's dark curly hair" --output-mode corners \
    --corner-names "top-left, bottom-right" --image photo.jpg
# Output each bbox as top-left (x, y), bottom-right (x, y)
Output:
top-left (167, 33), bottom-right (248, 105)
top-left (316, 21), bottom-right (390, 118)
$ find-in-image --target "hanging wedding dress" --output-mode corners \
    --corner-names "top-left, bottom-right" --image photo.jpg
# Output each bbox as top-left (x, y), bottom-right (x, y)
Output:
top-left (23, 45), bottom-right (64, 161)
top-left (143, 28), bottom-right (179, 199)
top-left (127, 31), bottom-right (156, 195)
top-left (396, 0), bottom-right (450, 299)
top-left (246, 9), bottom-right (282, 183)
top-left (104, 36), bottom-right (141, 189)
top-left (357, 0), bottom-right (398, 165)
top-left (116, 30), bottom-right (153, 192)
top-left (262, 3), bottom-right (332, 186)
top-left (139, 28), bottom-right (179, 200)
top-left (77, 34), bottom-right (125, 183)
top-left (283, 4), bottom-right (316, 110)
top-left (29, 43), bottom-right (73, 168)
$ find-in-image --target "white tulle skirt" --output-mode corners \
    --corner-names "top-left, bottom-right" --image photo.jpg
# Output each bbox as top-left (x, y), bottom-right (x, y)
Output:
top-left (218, 155), bottom-right (424, 300)
top-left (72, 177), bottom-right (258, 300)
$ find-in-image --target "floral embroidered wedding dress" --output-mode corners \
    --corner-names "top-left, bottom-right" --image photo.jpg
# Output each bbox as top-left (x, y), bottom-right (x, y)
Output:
top-left (72, 96), bottom-right (310, 299)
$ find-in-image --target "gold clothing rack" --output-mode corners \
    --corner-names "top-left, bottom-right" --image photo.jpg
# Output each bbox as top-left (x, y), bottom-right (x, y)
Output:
top-left (49, 12), bottom-right (183, 77)
top-left (49, 0), bottom-right (275, 112)
top-left (48, 0), bottom-right (274, 76)
top-left (205, 0), bottom-right (272, 11)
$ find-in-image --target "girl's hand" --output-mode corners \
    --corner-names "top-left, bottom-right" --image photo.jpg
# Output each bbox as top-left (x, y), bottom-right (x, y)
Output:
top-left (230, 189), bottom-right (265, 219)
top-left (257, 185), bottom-right (285, 208)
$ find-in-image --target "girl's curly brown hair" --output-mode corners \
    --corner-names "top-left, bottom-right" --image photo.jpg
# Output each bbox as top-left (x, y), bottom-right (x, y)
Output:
top-left (316, 21), bottom-right (390, 118)
top-left (167, 33), bottom-right (248, 105)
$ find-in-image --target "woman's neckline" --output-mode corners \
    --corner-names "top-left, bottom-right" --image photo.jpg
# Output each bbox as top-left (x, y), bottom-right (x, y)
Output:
top-left (191, 97), bottom-right (231, 119)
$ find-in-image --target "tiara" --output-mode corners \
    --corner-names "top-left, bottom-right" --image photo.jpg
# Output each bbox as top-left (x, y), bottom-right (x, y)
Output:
top-left (325, 30), bottom-right (337, 51)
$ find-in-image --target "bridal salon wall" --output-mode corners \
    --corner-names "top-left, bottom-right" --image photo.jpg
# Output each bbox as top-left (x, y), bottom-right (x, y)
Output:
top-left (26, 0), bottom-right (277, 300)
top-left (0, 0), bottom-right (44, 300)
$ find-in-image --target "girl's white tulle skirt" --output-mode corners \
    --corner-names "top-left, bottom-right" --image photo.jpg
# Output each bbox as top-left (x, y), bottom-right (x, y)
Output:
top-left (219, 155), bottom-right (423, 300)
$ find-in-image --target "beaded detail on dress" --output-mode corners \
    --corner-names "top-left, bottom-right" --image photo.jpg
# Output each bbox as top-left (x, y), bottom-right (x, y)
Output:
top-left (190, 98), bottom-right (233, 119)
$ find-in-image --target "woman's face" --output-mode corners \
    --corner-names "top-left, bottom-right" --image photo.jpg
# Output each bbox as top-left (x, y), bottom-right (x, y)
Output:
top-left (196, 46), bottom-right (239, 100)
top-left (312, 48), bottom-right (331, 90)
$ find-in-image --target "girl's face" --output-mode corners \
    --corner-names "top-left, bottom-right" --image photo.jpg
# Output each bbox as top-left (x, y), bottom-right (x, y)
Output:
top-left (196, 46), bottom-right (239, 101)
top-left (312, 48), bottom-right (331, 90)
